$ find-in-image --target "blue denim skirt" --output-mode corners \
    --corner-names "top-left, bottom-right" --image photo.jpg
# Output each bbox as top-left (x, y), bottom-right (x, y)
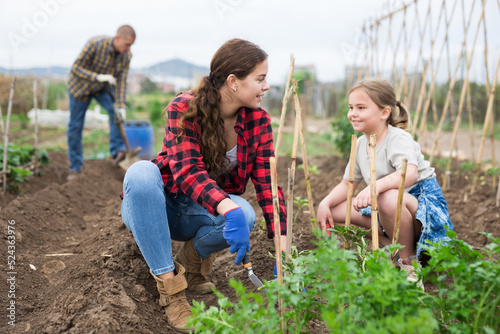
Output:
top-left (360, 177), bottom-right (453, 255)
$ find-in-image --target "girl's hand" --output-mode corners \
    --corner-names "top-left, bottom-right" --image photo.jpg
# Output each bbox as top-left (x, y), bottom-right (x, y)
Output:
top-left (352, 186), bottom-right (372, 212)
top-left (316, 200), bottom-right (334, 234)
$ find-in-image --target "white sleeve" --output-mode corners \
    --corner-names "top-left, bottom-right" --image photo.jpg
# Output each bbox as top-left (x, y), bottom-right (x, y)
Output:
top-left (386, 131), bottom-right (419, 170)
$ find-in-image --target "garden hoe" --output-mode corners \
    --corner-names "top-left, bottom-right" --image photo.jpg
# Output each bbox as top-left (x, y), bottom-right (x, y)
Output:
top-left (115, 113), bottom-right (141, 170)
top-left (242, 253), bottom-right (266, 293)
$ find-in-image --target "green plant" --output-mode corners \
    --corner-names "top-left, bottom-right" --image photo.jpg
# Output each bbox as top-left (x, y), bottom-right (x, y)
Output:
top-left (149, 99), bottom-right (164, 126)
top-left (293, 196), bottom-right (309, 225)
top-left (191, 224), bottom-right (500, 333)
top-left (190, 228), bottom-right (435, 333)
top-left (297, 163), bottom-right (319, 175)
top-left (486, 167), bottom-right (500, 179)
top-left (459, 161), bottom-right (476, 176)
top-left (421, 231), bottom-right (500, 333)
top-left (0, 144), bottom-right (49, 190)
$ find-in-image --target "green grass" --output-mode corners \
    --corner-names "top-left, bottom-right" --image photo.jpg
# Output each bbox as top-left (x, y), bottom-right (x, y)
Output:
top-left (274, 130), bottom-right (337, 157)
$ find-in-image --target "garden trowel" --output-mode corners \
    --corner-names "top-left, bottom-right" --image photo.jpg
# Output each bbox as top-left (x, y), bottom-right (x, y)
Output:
top-left (242, 253), bottom-right (266, 293)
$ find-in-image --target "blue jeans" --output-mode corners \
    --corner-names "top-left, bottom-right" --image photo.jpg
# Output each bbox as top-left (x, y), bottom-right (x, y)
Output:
top-left (67, 90), bottom-right (124, 171)
top-left (120, 160), bottom-right (256, 276)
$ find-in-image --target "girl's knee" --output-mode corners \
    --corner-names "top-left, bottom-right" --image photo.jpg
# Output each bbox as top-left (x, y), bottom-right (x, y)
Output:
top-left (378, 189), bottom-right (399, 202)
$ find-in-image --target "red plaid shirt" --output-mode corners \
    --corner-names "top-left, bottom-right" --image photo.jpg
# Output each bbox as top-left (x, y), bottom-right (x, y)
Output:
top-left (151, 92), bottom-right (287, 239)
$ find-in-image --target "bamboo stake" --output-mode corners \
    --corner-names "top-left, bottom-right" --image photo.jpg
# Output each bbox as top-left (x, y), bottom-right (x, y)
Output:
top-left (388, 10), bottom-right (405, 88)
top-left (369, 135), bottom-right (379, 250)
top-left (298, 122), bottom-right (316, 224)
top-left (496, 176), bottom-right (500, 207)
top-left (442, 1), bottom-right (486, 189)
top-left (411, 1), bottom-right (447, 137)
top-left (33, 80), bottom-right (39, 175)
top-left (0, 106), bottom-right (4, 134)
top-left (379, 15), bottom-right (394, 78)
top-left (357, 25), bottom-right (370, 82)
top-left (418, 0), bottom-right (459, 139)
top-left (372, 0), bottom-right (415, 26)
top-left (345, 135), bottom-right (357, 248)
top-left (285, 80), bottom-right (301, 263)
top-left (482, 10), bottom-right (496, 190)
top-left (471, 56), bottom-right (500, 194)
top-left (406, 1), bottom-right (432, 110)
top-left (391, 159), bottom-right (408, 262)
top-left (270, 157), bottom-right (284, 330)
top-left (2, 77), bottom-right (16, 193)
top-left (274, 55), bottom-right (295, 164)
top-left (462, 0), bottom-right (476, 162)
top-left (489, 116), bottom-right (496, 190)
top-left (396, 6), bottom-right (413, 100)
top-left (428, 0), bottom-right (481, 165)
top-left (369, 23), bottom-right (380, 77)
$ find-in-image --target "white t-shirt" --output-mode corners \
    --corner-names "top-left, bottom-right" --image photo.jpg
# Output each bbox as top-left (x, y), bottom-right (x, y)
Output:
top-left (343, 124), bottom-right (435, 190)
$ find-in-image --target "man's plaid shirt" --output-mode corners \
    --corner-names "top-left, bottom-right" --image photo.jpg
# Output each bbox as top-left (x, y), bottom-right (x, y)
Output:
top-left (151, 92), bottom-right (287, 239)
top-left (67, 36), bottom-right (131, 108)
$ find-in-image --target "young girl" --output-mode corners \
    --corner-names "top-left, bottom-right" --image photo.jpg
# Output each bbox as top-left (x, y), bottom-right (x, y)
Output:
top-left (121, 39), bottom-right (287, 332)
top-left (317, 78), bottom-right (453, 287)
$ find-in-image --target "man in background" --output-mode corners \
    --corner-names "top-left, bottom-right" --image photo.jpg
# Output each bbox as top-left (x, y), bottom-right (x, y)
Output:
top-left (66, 25), bottom-right (135, 181)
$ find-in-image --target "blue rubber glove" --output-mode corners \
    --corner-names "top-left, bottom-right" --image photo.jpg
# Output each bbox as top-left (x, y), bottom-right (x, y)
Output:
top-left (223, 207), bottom-right (250, 265)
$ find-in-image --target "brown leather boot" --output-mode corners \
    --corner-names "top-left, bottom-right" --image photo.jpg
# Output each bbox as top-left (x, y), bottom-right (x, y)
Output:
top-left (174, 239), bottom-right (216, 295)
top-left (151, 262), bottom-right (194, 333)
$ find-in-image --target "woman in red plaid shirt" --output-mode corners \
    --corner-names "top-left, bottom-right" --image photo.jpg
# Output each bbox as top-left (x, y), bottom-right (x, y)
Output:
top-left (121, 39), bottom-right (287, 332)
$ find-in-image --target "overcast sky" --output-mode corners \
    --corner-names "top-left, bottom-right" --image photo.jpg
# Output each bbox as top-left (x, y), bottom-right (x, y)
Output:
top-left (1, 0), bottom-right (499, 84)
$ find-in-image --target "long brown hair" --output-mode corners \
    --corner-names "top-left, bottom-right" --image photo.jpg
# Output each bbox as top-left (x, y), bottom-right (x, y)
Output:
top-left (176, 39), bottom-right (267, 178)
top-left (349, 78), bottom-right (411, 131)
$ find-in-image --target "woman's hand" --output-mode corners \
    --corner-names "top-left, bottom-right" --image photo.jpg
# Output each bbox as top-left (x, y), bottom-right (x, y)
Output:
top-left (223, 207), bottom-right (250, 265)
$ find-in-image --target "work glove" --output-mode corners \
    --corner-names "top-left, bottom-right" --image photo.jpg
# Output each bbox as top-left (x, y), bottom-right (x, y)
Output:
top-left (114, 107), bottom-right (126, 124)
top-left (96, 74), bottom-right (117, 86)
top-left (223, 207), bottom-right (250, 265)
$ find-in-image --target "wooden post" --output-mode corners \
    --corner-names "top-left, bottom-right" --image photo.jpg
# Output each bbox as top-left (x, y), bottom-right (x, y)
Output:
top-left (284, 80), bottom-right (302, 264)
top-left (345, 135), bottom-right (357, 248)
top-left (443, 1), bottom-right (486, 189)
top-left (369, 135), bottom-right (379, 250)
top-left (33, 80), bottom-right (39, 175)
top-left (274, 55), bottom-right (295, 164)
top-left (0, 106), bottom-right (4, 134)
top-left (295, 95), bottom-right (316, 226)
top-left (406, 1), bottom-right (432, 111)
top-left (471, 56), bottom-right (500, 194)
top-left (418, 0), bottom-right (458, 139)
top-left (270, 157), bottom-right (284, 331)
top-left (496, 177), bottom-right (500, 207)
top-left (428, 0), bottom-right (482, 165)
top-left (392, 159), bottom-right (408, 262)
top-left (285, 165), bottom-right (295, 264)
top-left (2, 77), bottom-right (16, 193)
top-left (411, 1), bottom-right (446, 137)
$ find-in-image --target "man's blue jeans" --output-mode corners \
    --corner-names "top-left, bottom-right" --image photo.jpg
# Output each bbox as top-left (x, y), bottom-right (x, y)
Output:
top-left (121, 161), bottom-right (256, 276)
top-left (67, 90), bottom-right (124, 172)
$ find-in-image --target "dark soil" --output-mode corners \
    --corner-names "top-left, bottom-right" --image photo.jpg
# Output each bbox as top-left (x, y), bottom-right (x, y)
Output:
top-left (1, 152), bottom-right (499, 333)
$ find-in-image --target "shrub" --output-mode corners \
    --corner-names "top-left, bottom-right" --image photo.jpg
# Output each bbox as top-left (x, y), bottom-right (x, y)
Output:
top-left (0, 144), bottom-right (49, 190)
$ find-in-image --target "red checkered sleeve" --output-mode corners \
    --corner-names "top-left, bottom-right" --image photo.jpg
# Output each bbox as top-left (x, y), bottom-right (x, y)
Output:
top-left (251, 115), bottom-right (287, 239)
top-left (162, 94), bottom-right (229, 215)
